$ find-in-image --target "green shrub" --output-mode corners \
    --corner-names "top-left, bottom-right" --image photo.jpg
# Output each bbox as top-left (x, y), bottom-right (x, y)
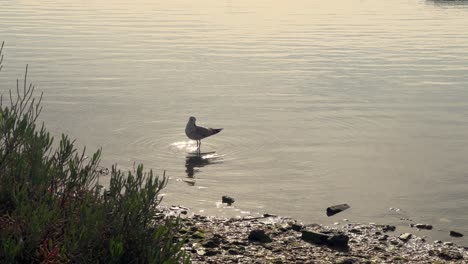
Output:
top-left (0, 42), bottom-right (189, 263)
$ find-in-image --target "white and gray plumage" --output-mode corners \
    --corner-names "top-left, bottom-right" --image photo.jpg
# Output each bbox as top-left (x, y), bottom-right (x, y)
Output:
top-left (185, 116), bottom-right (222, 150)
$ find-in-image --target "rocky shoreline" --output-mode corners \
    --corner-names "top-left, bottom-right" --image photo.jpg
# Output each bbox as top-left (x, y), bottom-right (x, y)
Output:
top-left (165, 207), bottom-right (468, 263)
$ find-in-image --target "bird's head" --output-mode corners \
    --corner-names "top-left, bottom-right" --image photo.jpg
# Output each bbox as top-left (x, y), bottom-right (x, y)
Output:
top-left (189, 116), bottom-right (196, 123)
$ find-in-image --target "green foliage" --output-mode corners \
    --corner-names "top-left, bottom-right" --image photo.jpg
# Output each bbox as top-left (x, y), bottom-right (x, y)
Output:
top-left (0, 45), bottom-right (189, 263)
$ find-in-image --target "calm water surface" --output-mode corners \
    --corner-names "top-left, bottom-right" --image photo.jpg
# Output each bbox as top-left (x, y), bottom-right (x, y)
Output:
top-left (1, 0), bottom-right (468, 244)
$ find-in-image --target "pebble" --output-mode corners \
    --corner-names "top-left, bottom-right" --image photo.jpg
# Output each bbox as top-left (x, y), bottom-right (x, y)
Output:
top-left (450, 230), bottom-right (464, 237)
top-left (222, 196), bottom-right (235, 205)
top-left (413, 223), bottom-right (433, 230)
top-left (248, 229), bottom-right (272, 243)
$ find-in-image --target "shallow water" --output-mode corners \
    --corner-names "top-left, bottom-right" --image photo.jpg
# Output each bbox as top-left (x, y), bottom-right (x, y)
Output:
top-left (1, 0), bottom-right (468, 244)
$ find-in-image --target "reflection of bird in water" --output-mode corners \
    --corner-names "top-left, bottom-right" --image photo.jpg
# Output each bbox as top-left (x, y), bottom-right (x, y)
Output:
top-left (185, 152), bottom-right (222, 181)
top-left (185, 116), bottom-right (222, 151)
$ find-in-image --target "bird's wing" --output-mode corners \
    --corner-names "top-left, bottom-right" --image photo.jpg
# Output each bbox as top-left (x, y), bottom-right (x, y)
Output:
top-left (195, 126), bottom-right (215, 137)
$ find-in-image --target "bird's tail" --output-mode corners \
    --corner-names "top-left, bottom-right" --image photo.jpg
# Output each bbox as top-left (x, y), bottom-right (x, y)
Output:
top-left (212, 128), bottom-right (223, 135)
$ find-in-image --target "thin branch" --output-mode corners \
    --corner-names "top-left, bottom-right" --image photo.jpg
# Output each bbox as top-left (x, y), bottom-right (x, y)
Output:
top-left (0, 41), bottom-right (4, 72)
top-left (23, 64), bottom-right (28, 96)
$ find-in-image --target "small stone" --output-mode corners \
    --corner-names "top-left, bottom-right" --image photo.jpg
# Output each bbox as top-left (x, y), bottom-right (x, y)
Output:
top-left (378, 235), bottom-right (389, 241)
top-left (399, 233), bottom-right (412, 241)
top-left (231, 240), bottom-right (248, 246)
top-left (196, 248), bottom-right (206, 256)
top-left (349, 228), bottom-right (362, 234)
top-left (278, 223), bottom-right (289, 232)
top-left (263, 213), bottom-right (277, 217)
top-left (443, 241), bottom-right (454, 246)
top-left (373, 246), bottom-right (384, 251)
top-left (434, 240), bottom-right (442, 244)
top-left (202, 237), bottom-right (221, 248)
top-left (382, 225), bottom-right (396, 232)
top-left (291, 223), bottom-right (303, 232)
top-left (301, 230), bottom-right (349, 248)
top-left (228, 248), bottom-right (241, 255)
top-left (262, 244), bottom-right (274, 250)
top-left (327, 234), bottom-right (349, 248)
top-left (272, 259), bottom-right (284, 264)
top-left (336, 257), bottom-right (358, 264)
top-left (204, 249), bottom-right (219, 256)
top-left (222, 196), bottom-right (235, 205)
top-left (248, 229), bottom-right (272, 243)
top-left (438, 249), bottom-right (463, 260)
top-left (414, 223), bottom-right (433, 230)
top-left (449, 230), bottom-right (464, 237)
top-left (326, 204), bottom-right (350, 217)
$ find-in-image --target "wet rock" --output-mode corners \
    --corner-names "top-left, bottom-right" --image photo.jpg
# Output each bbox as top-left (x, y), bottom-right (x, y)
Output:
top-left (202, 236), bottom-right (222, 248)
top-left (271, 258), bottom-right (285, 264)
top-left (399, 233), bottom-right (412, 241)
top-left (438, 249), bottom-right (463, 260)
top-left (378, 235), bottom-right (389, 241)
top-left (263, 213), bottom-right (277, 217)
top-left (228, 248), bottom-right (242, 255)
top-left (262, 244), bottom-right (274, 250)
top-left (336, 257), bottom-right (359, 264)
top-left (327, 234), bottom-right (349, 248)
top-left (373, 245), bottom-right (384, 251)
top-left (222, 195), bottom-right (235, 205)
top-left (349, 228), bottom-right (362, 234)
top-left (230, 240), bottom-right (248, 247)
top-left (301, 230), bottom-right (330, 244)
top-left (326, 204), bottom-right (350, 217)
top-left (204, 249), bottom-right (220, 256)
top-left (301, 230), bottom-right (349, 248)
top-left (392, 256), bottom-right (406, 262)
top-left (414, 223), bottom-right (433, 230)
top-left (277, 223), bottom-right (290, 232)
top-left (291, 223), bottom-right (303, 232)
top-left (382, 225), bottom-right (396, 232)
top-left (443, 241), bottom-right (454, 246)
top-left (248, 229), bottom-right (272, 243)
top-left (450, 230), bottom-right (464, 237)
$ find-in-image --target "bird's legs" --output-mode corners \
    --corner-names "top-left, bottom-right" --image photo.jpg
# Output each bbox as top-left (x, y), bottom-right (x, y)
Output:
top-left (196, 140), bottom-right (201, 153)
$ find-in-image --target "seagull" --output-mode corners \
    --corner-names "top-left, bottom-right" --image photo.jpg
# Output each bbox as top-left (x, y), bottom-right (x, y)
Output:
top-left (185, 116), bottom-right (222, 151)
